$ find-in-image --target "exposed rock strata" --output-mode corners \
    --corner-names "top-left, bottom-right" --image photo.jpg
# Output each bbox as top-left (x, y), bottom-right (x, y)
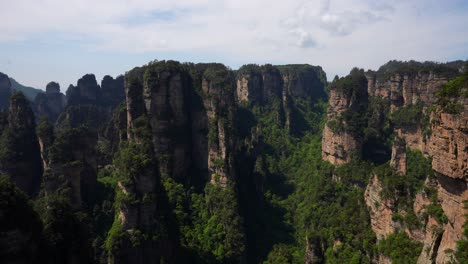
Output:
top-left (327, 64), bottom-right (467, 263)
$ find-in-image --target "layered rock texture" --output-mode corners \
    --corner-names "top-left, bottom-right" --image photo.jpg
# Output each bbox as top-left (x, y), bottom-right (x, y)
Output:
top-left (323, 61), bottom-right (468, 263)
top-left (322, 69), bottom-right (368, 164)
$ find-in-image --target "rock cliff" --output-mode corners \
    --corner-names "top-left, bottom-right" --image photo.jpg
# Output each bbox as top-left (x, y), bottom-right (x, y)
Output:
top-left (0, 92), bottom-right (43, 196)
top-left (34, 81), bottom-right (66, 122)
top-left (66, 74), bottom-right (101, 106)
top-left (322, 68), bottom-right (368, 164)
top-left (0, 72), bottom-right (12, 111)
top-left (323, 61), bottom-right (467, 263)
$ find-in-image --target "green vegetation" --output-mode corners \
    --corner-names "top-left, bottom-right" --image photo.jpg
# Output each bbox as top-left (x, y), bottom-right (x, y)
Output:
top-left (3, 60), bottom-right (464, 264)
top-left (0, 176), bottom-right (45, 262)
top-left (455, 200), bottom-right (468, 262)
top-left (234, 83), bottom-right (379, 263)
top-left (48, 125), bottom-right (93, 164)
top-left (375, 60), bottom-right (462, 81)
top-left (435, 70), bottom-right (468, 114)
top-left (391, 102), bottom-right (424, 128)
top-left (423, 187), bottom-right (448, 224)
top-left (163, 176), bottom-right (246, 263)
top-left (378, 232), bottom-right (423, 263)
top-left (375, 149), bottom-right (432, 202)
top-left (329, 69), bottom-right (393, 164)
top-left (0, 92), bottom-right (43, 195)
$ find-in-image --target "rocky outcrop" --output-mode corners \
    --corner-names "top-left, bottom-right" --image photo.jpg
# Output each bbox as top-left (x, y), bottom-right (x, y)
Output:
top-left (236, 65), bottom-right (264, 104)
top-left (125, 62), bottom-right (239, 187)
top-left (341, 63), bottom-right (468, 263)
top-left (432, 175), bottom-right (467, 263)
top-left (390, 137), bottom-right (407, 174)
top-left (0, 72), bottom-right (12, 111)
top-left (0, 92), bottom-right (43, 196)
top-left (322, 69), bottom-right (368, 165)
top-left (322, 125), bottom-right (360, 165)
top-left (101, 75), bottom-right (125, 108)
top-left (429, 111), bottom-right (467, 180)
top-left (279, 64), bottom-right (327, 99)
top-left (66, 74), bottom-right (101, 106)
top-left (111, 62), bottom-right (186, 264)
top-left (366, 71), bottom-right (450, 110)
top-left (364, 175), bottom-right (402, 240)
top-left (200, 65), bottom-right (237, 186)
top-left (304, 237), bottom-right (317, 264)
top-left (236, 64), bottom-right (286, 104)
top-left (236, 64), bottom-right (326, 105)
top-left (34, 82), bottom-right (66, 122)
top-left (143, 63), bottom-right (192, 181)
top-left (41, 105), bottom-right (100, 208)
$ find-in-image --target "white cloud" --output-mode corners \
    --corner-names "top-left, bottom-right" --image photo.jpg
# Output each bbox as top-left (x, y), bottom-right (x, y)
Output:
top-left (0, 0), bottom-right (467, 87)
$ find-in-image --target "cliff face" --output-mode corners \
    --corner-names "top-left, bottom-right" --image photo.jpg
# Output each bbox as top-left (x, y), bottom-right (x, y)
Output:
top-left (101, 75), bottom-right (125, 108)
top-left (429, 111), bottom-right (467, 180)
top-left (366, 72), bottom-right (450, 110)
top-left (321, 87), bottom-right (360, 165)
top-left (200, 66), bottom-right (237, 186)
top-left (34, 82), bottom-right (66, 122)
top-left (0, 92), bottom-right (43, 196)
top-left (40, 105), bottom-right (101, 209)
top-left (0, 72), bottom-right (12, 111)
top-left (322, 69), bottom-right (368, 165)
top-left (143, 64), bottom-right (192, 182)
top-left (66, 74), bottom-right (101, 106)
top-left (125, 62), bottom-right (238, 186)
top-left (114, 61), bottom-right (254, 263)
top-left (324, 63), bottom-right (467, 263)
top-left (236, 64), bottom-right (326, 105)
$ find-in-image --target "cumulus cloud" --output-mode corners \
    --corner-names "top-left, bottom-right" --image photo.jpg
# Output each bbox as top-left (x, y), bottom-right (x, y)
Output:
top-left (0, 0), bottom-right (467, 87)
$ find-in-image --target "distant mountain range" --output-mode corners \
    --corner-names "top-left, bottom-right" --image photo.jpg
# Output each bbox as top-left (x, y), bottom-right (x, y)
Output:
top-left (9, 77), bottom-right (43, 101)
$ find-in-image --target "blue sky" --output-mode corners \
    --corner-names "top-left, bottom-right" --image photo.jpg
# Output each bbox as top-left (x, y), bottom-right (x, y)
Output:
top-left (1, 0), bottom-right (467, 90)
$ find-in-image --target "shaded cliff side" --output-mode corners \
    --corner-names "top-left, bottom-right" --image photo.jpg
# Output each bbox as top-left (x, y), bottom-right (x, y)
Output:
top-left (0, 92), bottom-right (43, 196)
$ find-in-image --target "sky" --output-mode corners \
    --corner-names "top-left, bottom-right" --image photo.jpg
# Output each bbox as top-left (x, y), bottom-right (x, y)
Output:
top-left (0, 0), bottom-right (467, 90)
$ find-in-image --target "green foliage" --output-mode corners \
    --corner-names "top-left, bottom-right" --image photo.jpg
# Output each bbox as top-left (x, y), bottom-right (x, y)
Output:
top-left (329, 68), bottom-right (369, 137)
top-left (237, 64), bottom-right (262, 77)
top-left (435, 70), bottom-right (468, 114)
top-left (48, 125), bottom-right (93, 164)
top-left (455, 200), bottom-right (468, 263)
top-left (113, 141), bottom-right (154, 184)
top-left (424, 188), bottom-right (448, 224)
top-left (375, 60), bottom-right (462, 81)
top-left (236, 91), bottom-right (378, 263)
top-left (391, 102), bottom-right (424, 128)
top-left (164, 180), bottom-right (246, 263)
top-left (263, 244), bottom-right (295, 264)
top-left (104, 216), bottom-right (125, 252)
top-left (0, 176), bottom-right (45, 262)
top-left (406, 149), bottom-right (433, 190)
top-left (435, 70), bottom-right (468, 98)
top-left (35, 193), bottom-right (93, 263)
top-left (375, 149), bottom-right (431, 202)
top-left (378, 232), bottom-right (422, 263)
